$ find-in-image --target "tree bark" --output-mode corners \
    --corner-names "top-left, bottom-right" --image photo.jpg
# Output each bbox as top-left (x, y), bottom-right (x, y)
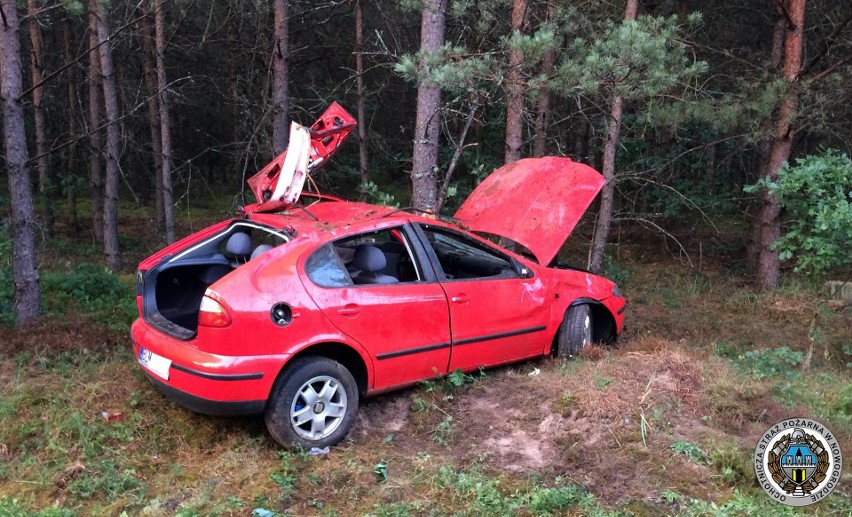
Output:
top-left (271, 0), bottom-right (290, 155)
top-left (504, 0), bottom-right (528, 163)
top-left (411, 0), bottom-right (445, 213)
top-left (155, 0), bottom-right (176, 244)
top-left (355, 0), bottom-right (369, 193)
top-left (94, 0), bottom-right (122, 270)
top-left (589, 0), bottom-right (637, 273)
top-left (62, 20), bottom-right (79, 237)
top-left (747, 2), bottom-right (787, 269)
top-left (756, 0), bottom-right (806, 289)
top-left (87, 5), bottom-right (105, 244)
top-left (27, 0), bottom-right (53, 234)
top-left (1, 0), bottom-right (41, 325)
top-left (141, 12), bottom-right (164, 234)
top-left (532, 0), bottom-right (556, 158)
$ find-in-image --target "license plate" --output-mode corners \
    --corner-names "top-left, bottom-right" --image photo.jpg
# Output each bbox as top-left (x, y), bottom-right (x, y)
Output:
top-left (139, 347), bottom-right (171, 380)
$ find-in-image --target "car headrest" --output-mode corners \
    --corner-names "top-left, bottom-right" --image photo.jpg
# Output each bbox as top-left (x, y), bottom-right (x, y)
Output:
top-left (226, 232), bottom-right (252, 255)
top-left (251, 244), bottom-right (274, 260)
top-left (351, 244), bottom-right (386, 272)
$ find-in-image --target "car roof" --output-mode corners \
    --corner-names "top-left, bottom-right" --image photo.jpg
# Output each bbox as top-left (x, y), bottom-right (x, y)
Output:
top-left (246, 199), bottom-right (432, 238)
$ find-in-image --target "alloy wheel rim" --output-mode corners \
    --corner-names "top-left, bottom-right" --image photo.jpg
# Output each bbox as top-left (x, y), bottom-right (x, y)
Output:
top-left (290, 375), bottom-right (347, 441)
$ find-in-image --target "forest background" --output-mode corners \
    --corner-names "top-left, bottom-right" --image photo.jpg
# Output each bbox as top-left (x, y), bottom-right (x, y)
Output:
top-left (0, 0), bottom-right (851, 515)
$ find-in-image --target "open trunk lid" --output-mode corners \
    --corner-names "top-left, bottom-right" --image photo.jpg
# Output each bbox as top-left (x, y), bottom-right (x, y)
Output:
top-left (453, 157), bottom-right (605, 265)
top-left (245, 102), bottom-right (356, 214)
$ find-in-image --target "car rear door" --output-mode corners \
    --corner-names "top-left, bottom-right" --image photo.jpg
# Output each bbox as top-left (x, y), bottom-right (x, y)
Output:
top-left (413, 224), bottom-right (550, 371)
top-left (300, 225), bottom-right (451, 390)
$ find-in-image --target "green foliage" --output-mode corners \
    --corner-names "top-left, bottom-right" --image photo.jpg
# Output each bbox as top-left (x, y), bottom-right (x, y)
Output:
top-left (359, 181), bottom-right (400, 207)
top-left (734, 347), bottom-right (803, 379)
top-left (373, 461), bottom-right (388, 483)
top-left (556, 15), bottom-right (707, 100)
top-left (40, 263), bottom-right (136, 333)
top-left (744, 149), bottom-right (852, 278)
top-left (709, 444), bottom-right (751, 486)
top-left (670, 440), bottom-right (709, 465)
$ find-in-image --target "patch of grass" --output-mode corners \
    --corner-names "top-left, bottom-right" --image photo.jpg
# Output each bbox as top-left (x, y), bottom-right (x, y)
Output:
top-left (671, 441), bottom-right (709, 465)
top-left (0, 497), bottom-right (75, 517)
top-left (774, 372), bottom-right (852, 425)
top-left (432, 416), bottom-right (454, 447)
top-left (551, 390), bottom-right (576, 417)
top-left (68, 459), bottom-right (143, 501)
top-left (709, 443), bottom-right (752, 487)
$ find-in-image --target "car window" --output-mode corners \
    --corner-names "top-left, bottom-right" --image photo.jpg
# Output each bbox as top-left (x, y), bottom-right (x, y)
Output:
top-left (305, 244), bottom-right (352, 288)
top-left (420, 225), bottom-right (519, 281)
top-left (331, 227), bottom-right (422, 285)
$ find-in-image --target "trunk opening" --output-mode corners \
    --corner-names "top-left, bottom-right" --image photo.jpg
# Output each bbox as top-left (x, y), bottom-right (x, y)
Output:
top-left (141, 222), bottom-right (289, 339)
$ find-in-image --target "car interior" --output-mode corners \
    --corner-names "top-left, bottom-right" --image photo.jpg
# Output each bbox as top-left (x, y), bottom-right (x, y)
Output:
top-left (332, 229), bottom-right (420, 285)
top-left (420, 227), bottom-right (518, 280)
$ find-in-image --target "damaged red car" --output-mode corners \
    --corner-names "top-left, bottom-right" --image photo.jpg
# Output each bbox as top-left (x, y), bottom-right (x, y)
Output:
top-left (131, 104), bottom-right (625, 448)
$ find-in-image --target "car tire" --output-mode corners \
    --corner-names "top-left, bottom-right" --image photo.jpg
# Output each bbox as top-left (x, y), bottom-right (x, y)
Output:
top-left (556, 304), bottom-right (592, 359)
top-left (265, 356), bottom-right (359, 449)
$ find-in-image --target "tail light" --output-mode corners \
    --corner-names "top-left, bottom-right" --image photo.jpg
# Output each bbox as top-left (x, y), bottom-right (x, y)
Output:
top-left (198, 295), bottom-right (231, 328)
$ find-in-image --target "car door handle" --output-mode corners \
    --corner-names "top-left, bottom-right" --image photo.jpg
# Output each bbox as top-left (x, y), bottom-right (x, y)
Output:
top-left (337, 304), bottom-right (361, 317)
top-left (451, 294), bottom-right (469, 305)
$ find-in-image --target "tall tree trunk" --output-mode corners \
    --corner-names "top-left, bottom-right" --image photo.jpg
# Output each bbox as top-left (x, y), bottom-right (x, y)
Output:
top-left (411, 0), bottom-right (445, 213)
top-left (271, 0), bottom-right (289, 155)
top-left (532, 0), bottom-right (556, 158)
top-left (1, 0), bottom-right (41, 325)
top-left (27, 0), bottom-right (53, 234)
top-left (63, 20), bottom-right (79, 237)
top-left (504, 0), bottom-right (528, 163)
top-left (589, 0), bottom-right (637, 273)
top-left (87, 6), bottom-right (104, 244)
top-left (141, 13), bottom-right (164, 234)
top-left (155, 0), bottom-right (175, 244)
top-left (355, 0), bottom-right (369, 192)
top-left (94, 0), bottom-right (122, 270)
top-left (747, 1), bottom-right (788, 269)
top-left (756, 0), bottom-right (806, 289)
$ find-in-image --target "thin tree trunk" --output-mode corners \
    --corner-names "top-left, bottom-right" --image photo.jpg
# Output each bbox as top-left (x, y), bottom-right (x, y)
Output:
top-left (62, 21), bottom-right (79, 236)
top-left (355, 0), bottom-right (369, 193)
top-left (271, 0), bottom-right (289, 155)
top-left (504, 0), bottom-right (528, 163)
top-left (756, 0), bottom-right (806, 289)
top-left (27, 0), bottom-right (53, 234)
top-left (1, 0), bottom-right (41, 325)
top-left (87, 5), bottom-right (104, 244)
top-left (155, 0), bottom-right (175, 244)
top-left (589, 0), bottom-right (637, 273)
top-left (141, 11), bottom-right (164, 234)
top-left (94, 0), bottom-right (122, 270)
top-left (411, 0), bottom-right (445, 213)
top-left (532, 0), bottom-right (556, 158)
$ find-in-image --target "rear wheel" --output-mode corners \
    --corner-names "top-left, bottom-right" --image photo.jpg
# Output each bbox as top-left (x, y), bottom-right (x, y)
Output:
top-left (265, 356), bottom-right (359, 449)
top-left (556, 304), bottom-right (592, 359)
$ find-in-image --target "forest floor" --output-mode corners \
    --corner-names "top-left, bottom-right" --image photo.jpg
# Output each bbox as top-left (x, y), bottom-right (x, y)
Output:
top-left (1, 203), bottom-right (851, 516)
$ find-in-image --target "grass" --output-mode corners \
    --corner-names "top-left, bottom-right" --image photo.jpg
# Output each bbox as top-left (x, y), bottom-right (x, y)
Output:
top-left (1, 204), bottom-right (852, 515)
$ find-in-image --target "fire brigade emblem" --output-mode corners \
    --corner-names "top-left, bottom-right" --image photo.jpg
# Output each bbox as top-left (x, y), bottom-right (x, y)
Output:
top-left (754, 418), bottom-right (842, 507)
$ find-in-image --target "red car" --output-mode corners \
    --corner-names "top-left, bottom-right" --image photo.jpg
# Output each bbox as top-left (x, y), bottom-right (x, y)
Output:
top-left (131, 108), bottom-right (625, 449)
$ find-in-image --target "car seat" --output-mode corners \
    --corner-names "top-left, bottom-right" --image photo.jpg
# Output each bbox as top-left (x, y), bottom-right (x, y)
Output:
top-left (251, 244), bottom-right (274, 260)
top-left (350, 245), bottom-right (399, 284)
top-left (226, 232), bottom-right (253, 265)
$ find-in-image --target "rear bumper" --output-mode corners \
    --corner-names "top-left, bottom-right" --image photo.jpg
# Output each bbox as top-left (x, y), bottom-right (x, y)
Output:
top-left (131, 318), bottom-right (288, 414)
top-left (144, 373), bottom-right (265, 416)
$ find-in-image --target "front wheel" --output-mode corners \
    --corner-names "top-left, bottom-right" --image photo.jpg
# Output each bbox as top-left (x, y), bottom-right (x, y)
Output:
top-left (556, 304), bottom-right (592, 359)
top-left (265, 356), bottom-right (359, 449)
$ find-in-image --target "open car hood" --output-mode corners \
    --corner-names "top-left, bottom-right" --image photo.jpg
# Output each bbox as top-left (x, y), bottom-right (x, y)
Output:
top-left (245, 102), bottom-right (356, 214)
top-left (453, 157), bottom-right (604, 265)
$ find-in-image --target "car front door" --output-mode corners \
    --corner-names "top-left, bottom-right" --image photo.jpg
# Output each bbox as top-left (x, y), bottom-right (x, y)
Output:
top-left (413, 224), bottom-right (550, 371)
top-left (300, 224), bottom-right (451, 390)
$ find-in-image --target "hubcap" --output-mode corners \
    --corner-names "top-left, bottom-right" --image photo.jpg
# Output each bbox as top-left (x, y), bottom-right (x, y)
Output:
top-left (290, 375), bottom-right (347, 441)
